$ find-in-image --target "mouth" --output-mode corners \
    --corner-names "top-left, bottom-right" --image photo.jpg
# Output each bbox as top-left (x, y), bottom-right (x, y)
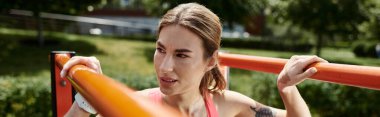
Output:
top-left (159, 77), bottom-right (178, 84)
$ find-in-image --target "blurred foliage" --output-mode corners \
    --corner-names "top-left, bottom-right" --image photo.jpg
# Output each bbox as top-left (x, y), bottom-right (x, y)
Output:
top-left (0, 0), bottom-right (104, 46)
top-left (352, 41), bottom-right (379, 58)
top-left (270, 0), bottom-right (375, 56)
top-left (0, 0), bottom-right (102, 15)
top-left (0, 77), bottom-right (51, 117)
top-left (136, 0), bottom-right (380, 57)
top-left (230, 69), bottom-right (380, 117)
top-left (221, 37), bottom-right (313, 52)
top-left (139, 0), bottom-right (267, 28)
top-left (0, 29), bottom-right (102, 76)
top-left (110, 34), bottom-right (313, 52)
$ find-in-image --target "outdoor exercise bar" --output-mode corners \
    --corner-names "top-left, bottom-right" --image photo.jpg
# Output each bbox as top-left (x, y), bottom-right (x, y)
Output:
top-left (54, 53), bottom-right (181, 117)
top-left (52, 52), bottom-right (380, 116)
top-left (219, 53), bottom-right (380, 90)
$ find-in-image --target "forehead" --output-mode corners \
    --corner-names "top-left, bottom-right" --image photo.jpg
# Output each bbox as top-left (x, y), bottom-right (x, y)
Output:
top-left (157, 25), bottom-right (203, 50)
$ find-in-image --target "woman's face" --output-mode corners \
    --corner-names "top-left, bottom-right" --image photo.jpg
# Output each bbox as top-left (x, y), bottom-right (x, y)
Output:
top-left (154, 25), bottom-right (213, 95)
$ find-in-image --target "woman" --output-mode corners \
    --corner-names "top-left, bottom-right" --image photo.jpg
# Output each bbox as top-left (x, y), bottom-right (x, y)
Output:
top-left (62, 3), bottom-right (327, 117)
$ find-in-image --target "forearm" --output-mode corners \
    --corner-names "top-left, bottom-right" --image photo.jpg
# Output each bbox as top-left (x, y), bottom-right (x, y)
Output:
top-left (278, 85), bottom-right (311, 117)
top-left (64, 101), bottom-right (91, 117)
top-left (274, 55), bottom-right (324, 117)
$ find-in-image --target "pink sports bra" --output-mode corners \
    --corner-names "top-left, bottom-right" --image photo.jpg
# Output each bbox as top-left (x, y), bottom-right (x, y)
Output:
top-left (148, 88), bottom-right (219, 117)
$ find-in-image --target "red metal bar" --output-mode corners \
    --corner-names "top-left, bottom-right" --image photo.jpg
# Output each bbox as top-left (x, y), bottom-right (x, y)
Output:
top-left (218, 64), bottom-right (229, 89)
top-left (51, 51), bottom-right (75, 117)
top-left (219, 53), bottom-right (380, 90)
top-left (55, 54), bottom-right (181, 117)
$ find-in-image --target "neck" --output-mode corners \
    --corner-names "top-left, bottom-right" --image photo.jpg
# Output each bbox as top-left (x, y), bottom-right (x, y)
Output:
top-left (163, 89), bottom-right (204, 114)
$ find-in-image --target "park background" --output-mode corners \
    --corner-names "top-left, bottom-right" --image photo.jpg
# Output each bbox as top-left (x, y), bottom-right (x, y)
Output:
top-left (0, 0), bottom-right (380, 116)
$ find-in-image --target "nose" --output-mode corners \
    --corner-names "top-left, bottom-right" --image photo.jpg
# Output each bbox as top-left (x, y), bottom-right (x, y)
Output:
top-left (160, 55), bottom-right (174, 73)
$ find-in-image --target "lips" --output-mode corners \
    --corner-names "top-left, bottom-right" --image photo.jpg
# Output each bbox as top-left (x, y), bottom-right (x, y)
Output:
top-left (160, 77), bottom-right (178, 83)
top-left (159, 77), bottom-right (178, 87)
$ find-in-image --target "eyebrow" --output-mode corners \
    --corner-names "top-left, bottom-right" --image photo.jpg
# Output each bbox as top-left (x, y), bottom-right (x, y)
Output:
top-left (157, 41), bottom-right (193, 53)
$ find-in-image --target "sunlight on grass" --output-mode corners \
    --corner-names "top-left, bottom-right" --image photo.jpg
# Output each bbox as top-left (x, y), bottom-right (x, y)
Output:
top-left (92, 38), bottom-right (157, 78)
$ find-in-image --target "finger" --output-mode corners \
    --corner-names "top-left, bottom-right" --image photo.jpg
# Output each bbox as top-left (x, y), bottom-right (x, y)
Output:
top-left (288, 55), bottom-right (312, 67)
top-left (298, 56), bottom-right (321, 69)
top-left (94, 60), bottom-right (102, 74)
top-left (87, 57), bottom-right (102, 74)
top-left (317, 58), bottom-right (328, 63)
top-left (84, 59), bottom-right (97, 70)
top-left (60, 69), bottom-right (67, 78)
top-left (297, 55), bottom-right (328, 63)
top-left (290, 55), bottom-right (299, 60)
top-left (291, 55), bottom-right (313, 60)
top-left (60, 57), bottom-right (84, 78)
top-left (285, 55), bottom-right (298, 68)
top-left (96, 62), bottom-right (103, 74)
top-left (87, 62), bottom-right (100, 73)
top-left (296, 67), bottom-right (317, 81)
top-left (60, 59), bottom-right (76, 78)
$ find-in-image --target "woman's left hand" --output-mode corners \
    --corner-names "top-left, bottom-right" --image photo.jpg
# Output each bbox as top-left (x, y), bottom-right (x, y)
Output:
top-left (277, 55), bottom-right (328, 90)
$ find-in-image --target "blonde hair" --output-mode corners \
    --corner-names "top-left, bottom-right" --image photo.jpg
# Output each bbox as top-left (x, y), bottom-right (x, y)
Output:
top-left (158, 3), bottom-right (226, 95)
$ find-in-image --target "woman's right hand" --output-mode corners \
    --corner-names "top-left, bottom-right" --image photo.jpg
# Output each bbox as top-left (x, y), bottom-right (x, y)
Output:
top-left (60, 56), bottom-right (103, 78)
top-left (61, 56), bottom-right (102, 117)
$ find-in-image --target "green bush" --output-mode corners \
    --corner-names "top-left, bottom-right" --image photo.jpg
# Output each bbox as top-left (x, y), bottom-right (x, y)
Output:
top-left (229, 70), bottom-right (380, 117)
top-left (299, 82), bottom-right (380, 116)
top-left (353, 42), bottom-right (367, 57)
top-left (365, 43), bottom-right (378, 58)
top-left (0, 77), bottom-right (51, 117)
top-left (0, 75), bottom-right (157, 117)
top-left (352, 41), bottom-right (378, 58)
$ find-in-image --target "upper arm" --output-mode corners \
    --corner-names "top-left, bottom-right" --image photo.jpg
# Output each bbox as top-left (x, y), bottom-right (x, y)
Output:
top-left (219, 90), bottom-right (286, 117)
top-left (249, 102), bottom-right (286, 117)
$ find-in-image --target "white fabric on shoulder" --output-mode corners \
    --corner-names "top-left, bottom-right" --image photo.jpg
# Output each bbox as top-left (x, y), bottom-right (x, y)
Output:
top-left (75, 93), bottom-right (97, 114)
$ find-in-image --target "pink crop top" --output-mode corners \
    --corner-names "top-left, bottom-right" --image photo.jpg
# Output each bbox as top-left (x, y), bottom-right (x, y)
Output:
top-left (148, 88), bottom-right (218, 117)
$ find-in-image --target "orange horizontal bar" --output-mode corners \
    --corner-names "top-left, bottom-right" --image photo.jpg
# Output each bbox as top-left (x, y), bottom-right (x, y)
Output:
top-left (219, 53), bottom-right (380, 90)
top-left (55, 54), bottom-right (181, 117)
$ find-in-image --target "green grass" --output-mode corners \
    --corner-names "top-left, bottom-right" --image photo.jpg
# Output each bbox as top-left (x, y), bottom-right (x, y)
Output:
top-left (1, 28), bottom-right (380, 116)
top-left (0, 28), bottom-right (157, 84)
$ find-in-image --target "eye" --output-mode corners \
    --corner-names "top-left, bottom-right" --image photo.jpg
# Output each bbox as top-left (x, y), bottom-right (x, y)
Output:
top-left (156, 47), bottom-right (165, 53)
top-left (176, 54), bottom-right (188, 58)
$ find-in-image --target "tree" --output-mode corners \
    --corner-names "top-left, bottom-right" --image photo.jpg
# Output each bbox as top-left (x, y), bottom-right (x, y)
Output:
top-left (0, 0), bottom-right (102, 46)
top-left (274, 0), bottom-right (372, 56)
top-left (360, 0), bottom-right (380, 41)
top-left (140, 0), bottom-right (267, 29)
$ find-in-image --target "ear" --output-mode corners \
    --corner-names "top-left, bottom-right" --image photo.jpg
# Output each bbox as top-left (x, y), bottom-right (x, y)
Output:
top-left (205, 51), bottom-right (218, 72)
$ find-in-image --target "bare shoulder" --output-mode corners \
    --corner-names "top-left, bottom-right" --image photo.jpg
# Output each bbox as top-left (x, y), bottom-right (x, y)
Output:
top-left (212, 90), bottom-right (257, 116)
top-left (213, 90), bottom-right (282, 117)
top-left (135, 87), bottom-right (159, 97)
top-left (213, 90), bottom-right (256, 106)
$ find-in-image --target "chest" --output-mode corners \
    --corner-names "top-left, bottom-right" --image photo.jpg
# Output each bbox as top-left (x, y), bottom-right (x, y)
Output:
top-left (188, 103), bottom-right (239, 117)
top-left (188, 106), bottom-right (208, 117)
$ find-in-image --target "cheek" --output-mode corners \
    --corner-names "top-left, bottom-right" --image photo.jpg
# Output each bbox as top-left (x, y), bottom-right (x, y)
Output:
top-left (153, 51), bottom-right (161, 70)
top-left (175, 58), bottom-right (206, 78)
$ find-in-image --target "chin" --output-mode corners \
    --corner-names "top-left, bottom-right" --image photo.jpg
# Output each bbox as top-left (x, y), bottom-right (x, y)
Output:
top-left (159, 86), bottom-right (174, 95)
top-left (160, 84), bottom-right (184, 96)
